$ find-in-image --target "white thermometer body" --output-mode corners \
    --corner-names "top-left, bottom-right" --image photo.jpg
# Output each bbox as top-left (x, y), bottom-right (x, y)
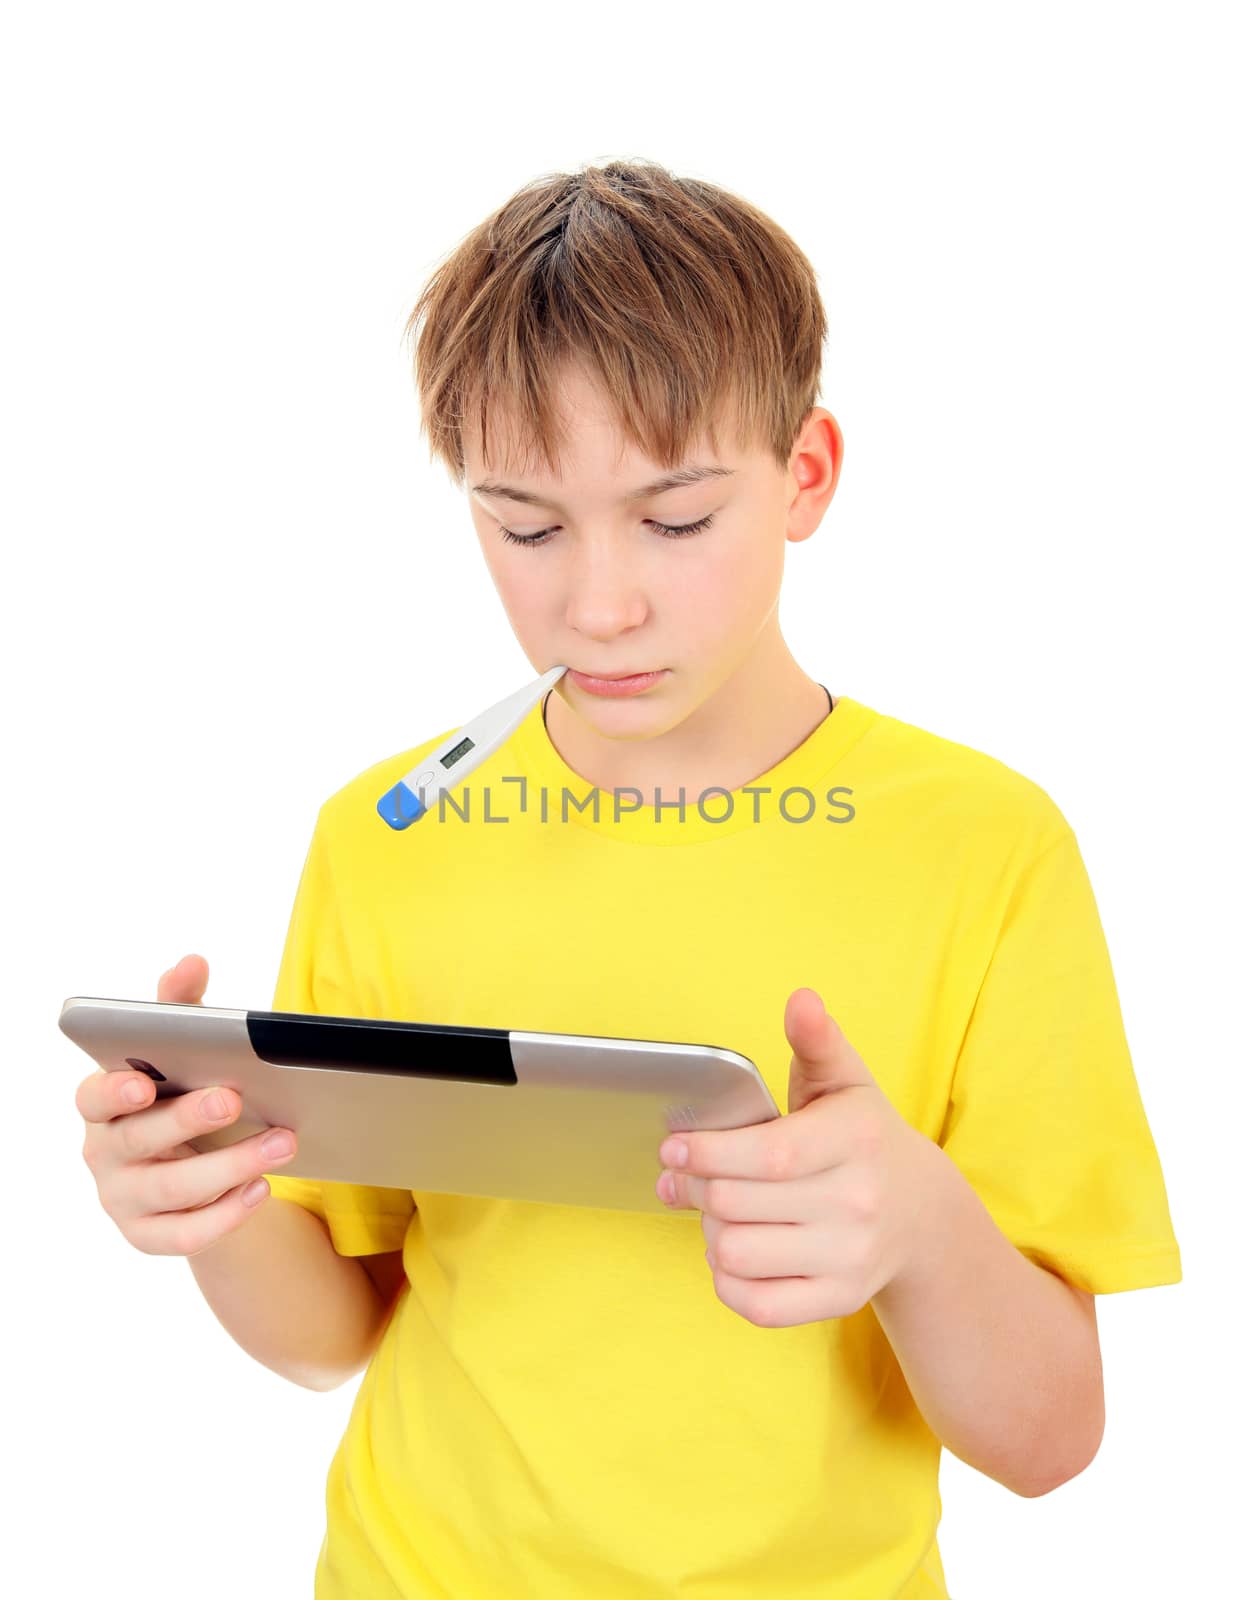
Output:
top-left (377, 665), bottom-right (568, 830)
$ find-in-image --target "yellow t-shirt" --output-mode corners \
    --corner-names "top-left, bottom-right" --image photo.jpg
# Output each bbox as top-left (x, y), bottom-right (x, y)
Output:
top-left (264, 691), bottom-right (1181, 1599)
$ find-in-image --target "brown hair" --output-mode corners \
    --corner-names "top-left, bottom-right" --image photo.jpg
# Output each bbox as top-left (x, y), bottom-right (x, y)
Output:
top-left (403, 157), bottom-right (829, 489)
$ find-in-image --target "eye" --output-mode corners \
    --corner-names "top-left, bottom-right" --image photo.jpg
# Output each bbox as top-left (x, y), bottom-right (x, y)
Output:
top-left (499, 513), bottom-right (716, 548)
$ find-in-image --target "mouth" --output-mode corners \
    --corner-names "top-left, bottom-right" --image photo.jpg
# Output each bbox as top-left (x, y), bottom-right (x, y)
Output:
top-left (567, 667), bottom-right (668, 696)
top-left (576, 669), bottom-right (658, 681)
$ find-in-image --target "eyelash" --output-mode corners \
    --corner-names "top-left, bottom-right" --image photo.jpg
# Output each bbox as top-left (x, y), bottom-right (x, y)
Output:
top-left (498, 513), bottom-right (717, 548)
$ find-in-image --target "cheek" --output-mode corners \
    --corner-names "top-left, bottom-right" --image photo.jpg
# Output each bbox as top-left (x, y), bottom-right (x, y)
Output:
top-left (490, 566), bottom-right (549, 629)
top-left (668, 534), bottom-right (782, 637)
top-left (473, 529), bottom-right (548, 621)
top-left (492, 566), bottom-right (579, 661)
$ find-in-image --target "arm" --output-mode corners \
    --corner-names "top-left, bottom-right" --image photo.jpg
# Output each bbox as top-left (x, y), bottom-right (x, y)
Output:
top-left (188, 1195), bottom-right (391, 1391)
top-left (656, 991), bottom-right (1111, 1499)
top-left (871, 1141), bottom-right (1105, 1498)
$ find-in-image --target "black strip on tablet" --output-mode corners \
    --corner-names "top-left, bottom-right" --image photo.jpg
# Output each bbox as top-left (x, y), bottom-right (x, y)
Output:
top-left (246, 1011), bottom-right (517, 1086)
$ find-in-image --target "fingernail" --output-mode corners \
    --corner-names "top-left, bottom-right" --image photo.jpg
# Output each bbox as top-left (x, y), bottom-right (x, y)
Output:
top-left (124, 1080), bottom-right (149, 1106)
top-left (201, 1088), bottom-right (229, 1120)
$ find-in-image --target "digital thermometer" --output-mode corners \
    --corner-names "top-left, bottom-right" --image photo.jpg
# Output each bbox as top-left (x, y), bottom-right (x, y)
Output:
top-left (377, 664), bottom-right (569, 830)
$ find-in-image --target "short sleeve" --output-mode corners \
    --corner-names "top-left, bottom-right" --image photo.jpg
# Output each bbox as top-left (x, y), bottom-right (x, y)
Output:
top-left (260, 804), bottom-right (415, 1257)
top-left (938, 828), bottom-right (1182, 1294)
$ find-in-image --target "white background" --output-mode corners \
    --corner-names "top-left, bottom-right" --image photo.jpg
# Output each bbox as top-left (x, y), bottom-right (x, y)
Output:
top-left (6, 2), bottom-right (1235, 1594)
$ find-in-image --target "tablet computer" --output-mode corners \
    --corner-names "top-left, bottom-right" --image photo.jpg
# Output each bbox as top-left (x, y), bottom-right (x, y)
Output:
top-left (59, 997), bottom-right (781, 1214)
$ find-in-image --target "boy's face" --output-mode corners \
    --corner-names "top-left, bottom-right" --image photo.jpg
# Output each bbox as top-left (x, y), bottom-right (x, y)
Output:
top-left (462, 360), bottom-right (840, 740)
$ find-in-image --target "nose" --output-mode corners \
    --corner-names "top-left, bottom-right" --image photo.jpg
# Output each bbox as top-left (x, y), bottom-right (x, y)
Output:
top-left (563, 542), bottom-right (650, 641)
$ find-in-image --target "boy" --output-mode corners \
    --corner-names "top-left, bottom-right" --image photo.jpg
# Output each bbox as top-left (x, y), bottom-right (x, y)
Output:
top-left (82, 159), bottom-right (1181, 1598)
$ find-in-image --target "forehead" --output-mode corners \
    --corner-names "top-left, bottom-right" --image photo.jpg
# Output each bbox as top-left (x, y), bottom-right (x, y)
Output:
top-left (462, 362), bottom-right (744, 478)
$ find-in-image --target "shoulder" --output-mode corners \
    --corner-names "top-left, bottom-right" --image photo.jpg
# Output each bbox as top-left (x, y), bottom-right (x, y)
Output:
top-left (857, 702), bottom-right (1074, 860)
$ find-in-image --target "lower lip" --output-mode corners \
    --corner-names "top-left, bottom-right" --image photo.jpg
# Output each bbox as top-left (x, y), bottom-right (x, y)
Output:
top-left (567, 668), bottom-right (668, 697)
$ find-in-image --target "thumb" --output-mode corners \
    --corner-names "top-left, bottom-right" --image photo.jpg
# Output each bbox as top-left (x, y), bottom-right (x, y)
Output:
top-left (156, 953), bottom-right (210, 1006)
top-left (785, 987), bottom-right (874, 1115)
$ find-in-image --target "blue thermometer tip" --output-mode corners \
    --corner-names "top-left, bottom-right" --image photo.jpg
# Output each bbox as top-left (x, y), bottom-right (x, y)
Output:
top-left (377, 781), bottom-right (426, 830)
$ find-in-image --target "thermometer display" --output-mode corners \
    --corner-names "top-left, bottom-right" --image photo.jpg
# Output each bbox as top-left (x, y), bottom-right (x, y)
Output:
top-left (440, 736), bottom-right (475, 771)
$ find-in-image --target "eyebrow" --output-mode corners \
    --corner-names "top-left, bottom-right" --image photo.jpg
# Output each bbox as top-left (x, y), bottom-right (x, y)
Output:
top-left (469, 463), bottom-right (736, 512)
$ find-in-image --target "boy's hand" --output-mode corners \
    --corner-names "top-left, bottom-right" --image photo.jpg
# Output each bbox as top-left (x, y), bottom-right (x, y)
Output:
top-left (655, 988), bottom-right (949, 1329)
top-left (75, 954), bottom-right (299, 1258)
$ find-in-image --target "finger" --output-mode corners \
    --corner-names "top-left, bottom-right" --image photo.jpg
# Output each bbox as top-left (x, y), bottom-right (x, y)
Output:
top-left (118, 1122), bottom-right (297, 1224)
top-left (156, 953), bottom-right (209, 1006)
top-left (701, 1212), bottom-right (724, 1256)
top-left (660, 1092), bottom-right (863, 1185)
top-left (114, 1082), bottom-right (245, 1167)
top-left (127, 1169), bottom-right (280, 1258)
top-left (76, 1065), bottom-right (157, 1124)
top-left (700, 1219), bottom-right (817, 1281)
top-left (662, 1168), bottom-right (837, 1223)
top-left (709, 1269), bottom-right (832, 1330)
top-left (76, 955), bottom-right (211, 1125)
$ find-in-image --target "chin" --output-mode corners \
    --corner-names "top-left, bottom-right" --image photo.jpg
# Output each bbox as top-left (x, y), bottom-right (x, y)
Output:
top-left (581, 696), bottom-right (690, 743)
